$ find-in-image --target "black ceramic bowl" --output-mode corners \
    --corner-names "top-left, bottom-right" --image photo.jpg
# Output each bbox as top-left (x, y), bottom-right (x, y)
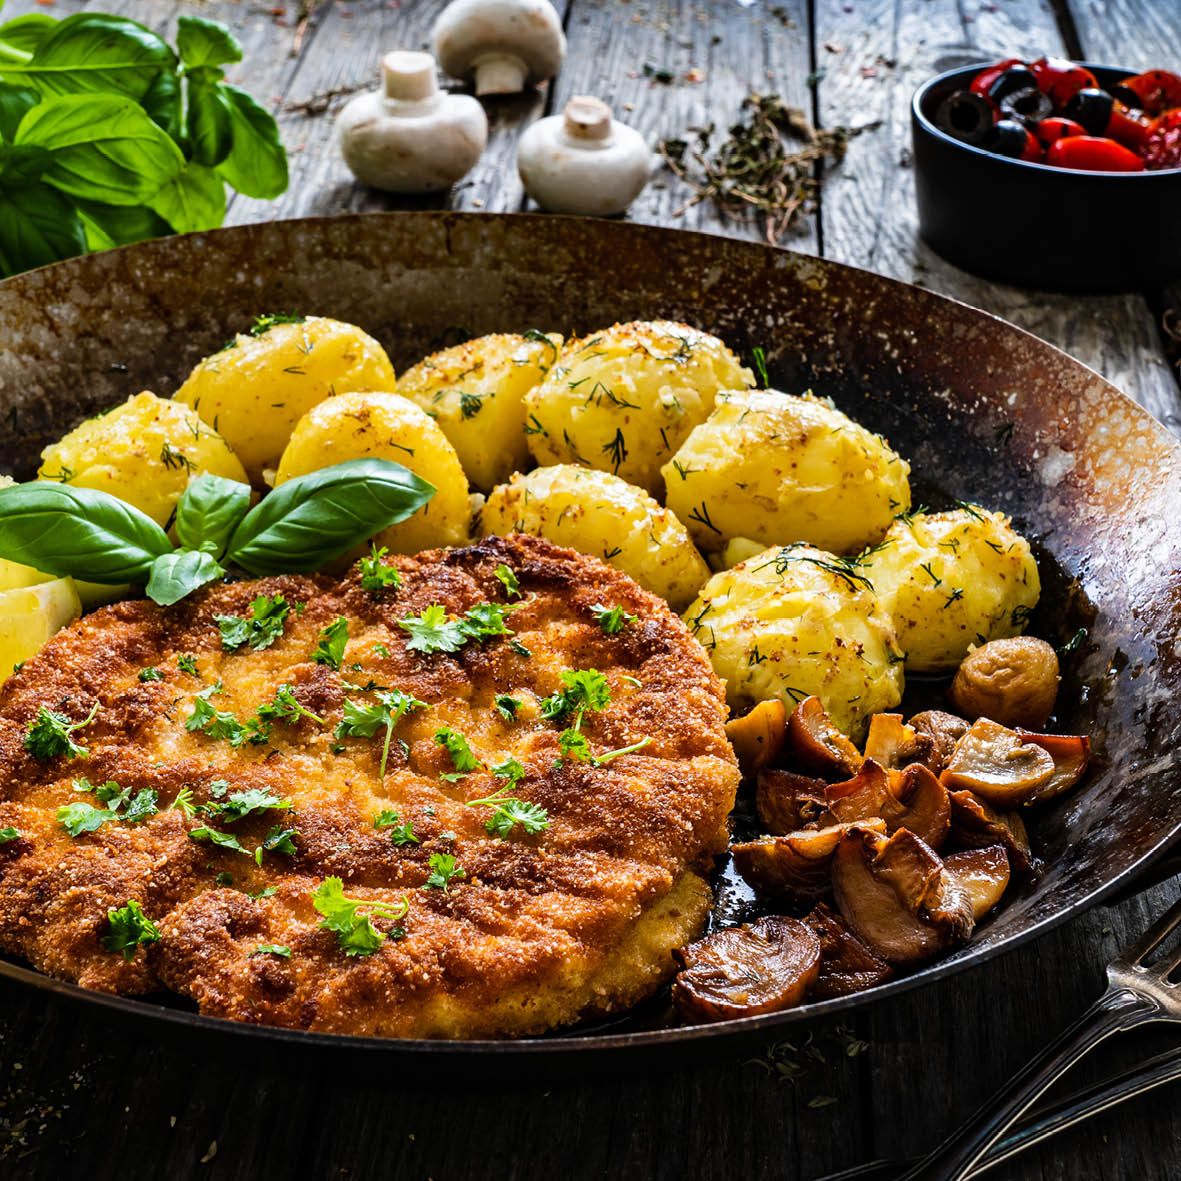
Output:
top-left (912, 62), bottom-right (1181, 292)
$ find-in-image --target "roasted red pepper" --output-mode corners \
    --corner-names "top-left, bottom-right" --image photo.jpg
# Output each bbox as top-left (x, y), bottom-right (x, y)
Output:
top-left (1045, 135), bottom-right (1145, 172)
top-left (1114, 69), bottom-right (1181, 116)
top-left (1029, 56), bottom-right (1098, 107)
top-left (1034, 116), bottom-right (1086, 147)
top-left (970, 58), bottom-right (1022, 101)
top-left (1144, 108), bottom-right (1181, 170)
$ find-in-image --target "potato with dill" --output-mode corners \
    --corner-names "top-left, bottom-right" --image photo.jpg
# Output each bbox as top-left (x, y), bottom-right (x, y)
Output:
top-left (275, 390), bottom-right (470, 553)
top-left (481, 464), bottom-right (710, 610)
top-left (857, 506), bottom-right (1040, 673)
top-left (684, 543), bottom-right (904, 739)
top-left (398, 331), bottom-right (562, 492)
top-left (37, 391), bottom-right (247, 528)
top-left (664, 389), bottom-right (911, 556)
top-left (522, 320), bottom-right (754, 496)
top-left (174, 314), bottom-right (397, 482)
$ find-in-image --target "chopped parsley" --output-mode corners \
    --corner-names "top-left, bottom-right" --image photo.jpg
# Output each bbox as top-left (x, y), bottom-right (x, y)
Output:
top-left (434, 727), bottom-right (482, 781)
top-left (312, 616), bottom-right (349, 670)
top-left (188, 826), bottom-right (249, 854)
top-left (398, 604), bottom-right (468, 655)
top-left (186, 683), bottom-right (268, 748)
top-left (358, 544), bottom-right (402, 593)
top-left (250, 943), bottom-right (291, 959)
top-left (177, 654), bottom-right (199, 677)
top-left (590, 603), bottom-right (637, 634)
top-left (215, 594), bottom-right (290, 651)
top-left (138, 667), bottom-right (163, 683)
top-left (494, 563), bottom-right (521, 599)
top-left (0, 827), bottom-right (19, 843)
top-left (24, 701), bottom-right (100, 761)
top-left (424, 852), bottom-right (465, 893)
top-left (459, 602), bottom-right (515, 643)
top-left (208, 788), bottom-right (291, 824)
top-left (250, 312), bottom-right (305, 335)
top-left (494, 694), bottom-right (521, 721)
top-left (466, 767), bottom-right (549, 838)
top-left (539, 668), bottom-right (611, 722)
top-left (102, 900), bottom-right (160, 960)
top-left (256, 825), bottom-right (298, 863)
top-left (255, 684), bottom-right (325, 728)
top-left (557, 734), bottom-right (652, 767)
top-left (312, 876), bottom-right (408, 957)
top-left (335, 689), bottom-right (428, 778)
top-left (374, 809), bottom-right (419, 845)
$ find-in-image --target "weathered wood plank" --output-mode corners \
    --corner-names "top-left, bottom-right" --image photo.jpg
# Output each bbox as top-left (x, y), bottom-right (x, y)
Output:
top-left (813, 0), bottom-right (1181, 434)
top-left (550, 0), bottom-right (818, 253)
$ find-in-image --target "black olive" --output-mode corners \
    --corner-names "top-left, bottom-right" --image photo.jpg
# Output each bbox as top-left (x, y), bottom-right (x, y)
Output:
top-left (989, 118), bottom-right (1031, 158)
top-left (1064, 87), bottom-right (1114, 135)
top-left (935, 89), bottom-right (994, 146)
top-left (1110, 84), bottom-right (1142, 110)
top-left (998, 86), bottom-right (1052, 126)
top-left (987, 65), bottom-right (1039, 102)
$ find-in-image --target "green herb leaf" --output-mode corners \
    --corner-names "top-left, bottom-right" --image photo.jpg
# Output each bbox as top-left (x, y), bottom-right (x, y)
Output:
top-left (0, 179), bottom-right (85, 274)
top-left (255, 683), bottom-right (324, 728)
top-left (312, 876), bottom-right (407, 957)
top-left (145, 548), bottom-right (224, 606)
top-left (215, 593), bottom-right (289, 651)
top-left (0, 827), bottom-right (20, 844)
top-left (0, 14), bottom-right (56, 63)
top-left (459, 602), bottom-right (515, 643)
top-left (540, 668), bottom-right (611, 722)
top-left (398, 604), bottom-right (467, 655)
top-left (0, 81), bottom-right (37, 141)
top-left (102, 899), bottom-right (160, 961)
top-left (176, 15), bottom-right (243, 71)
top-left (188, 825), bottom-right (248, 854)
top-left (226, 459), bottom-right (434, 576)
top-left (211, 787), bottom-right (291, 824)
top-left (357, 544), bottom-right (401, 593)
top-left (184, 75), bottom-right (234, 168)
top-left (138, 666), bottom-right (163, 683)
top-left (214, 83), bottom-right (288, 200)
top-left (424, 852), bottom-right (465, 893)
top-left (334, 688), bottom-right (428, 778)
top-left (374, 810), bottom-right (419, 846)
top-left (0, 481), bottom-right (170, 585)
top-left (177, 653), bottom-right (199, 677)
top-left (312, 616), bottom-right (349, 670)
top-left (24, 700), bottom-right (99, 760)
top-left (590, 603), bottom-right (637, 634)
top-left (148, 159), bottom-right (226, 233)
top-left (256, 824), bottom-right (297, 863)
top-left (249, 942), bottom-right (291, 959)
top-left (494, 694), bottom-right (521, 721)
top-left (434, 727), bottom-right (481, 780)
top-left (175, 473), bottom-right (251, 558)
top-left (494, 563), bottom-right (520, 599)
top-left (57, 800), bottom-right (116, 836)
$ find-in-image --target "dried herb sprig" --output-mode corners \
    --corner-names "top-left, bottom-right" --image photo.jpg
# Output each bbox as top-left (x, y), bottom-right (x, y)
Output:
top-left (659, 94), bottom-right (877, 243)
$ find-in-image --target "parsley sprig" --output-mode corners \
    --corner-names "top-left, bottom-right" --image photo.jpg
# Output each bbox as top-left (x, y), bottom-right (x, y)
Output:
top-left (57, 778), bottom-right (158, 836)
top-left (540, 668), bottom-right (611, 723)
top-left (466, 757), bottom-right (549, 838)
top-left (590, 603), bottom-right (638, 634)
top-left (335, 689), bottom-right (428, 778)
top-left (102, 900), bottom-right (160, 961)
top-left (434, 727), bottom-right (482, 782)
top-left (374, 809), bottom-right (419, 845)
top-left (24, 701), bottom-right (100, 761)
top-left (494, 563), bottom-right (521, 599)
top-left (358, 544), bottom-right (402, 593)
top-left (424, 852), bottom-right (466, 893)
top-left (255, 684), bottom-right (325, 728)
top-left (398, 601), bottom-right (516, 655)
top-left (312, 616), bottom-right (349, 670)
top-left (312, 877), bottom-right (408, 957)
top-left (215, 593), bottom-right (290, 651)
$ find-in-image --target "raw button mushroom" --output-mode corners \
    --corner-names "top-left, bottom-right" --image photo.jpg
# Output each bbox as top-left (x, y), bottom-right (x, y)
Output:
top-left (517, 96), bottom-right (652, 216)
top-left (432, 0), bottom-right (566, 97)
top-left (336, 50), bottom-right (488, 193)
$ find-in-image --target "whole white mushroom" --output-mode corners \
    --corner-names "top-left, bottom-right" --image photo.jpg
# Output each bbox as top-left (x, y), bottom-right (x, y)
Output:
top-left (336, 50), bottom-right (488, 193)
top-left (432, 0), bottom-right (566, 97)
top-left (517, 96), bottom-right (651, 216)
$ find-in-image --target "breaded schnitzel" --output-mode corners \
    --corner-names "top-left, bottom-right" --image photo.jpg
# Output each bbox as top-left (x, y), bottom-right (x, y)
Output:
top-left (0, 535), bottom-right (737, 1038)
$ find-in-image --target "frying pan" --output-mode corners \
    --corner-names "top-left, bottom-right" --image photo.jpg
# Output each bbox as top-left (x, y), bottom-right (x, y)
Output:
top-left (0, 212), bottom-right (1178, 1068)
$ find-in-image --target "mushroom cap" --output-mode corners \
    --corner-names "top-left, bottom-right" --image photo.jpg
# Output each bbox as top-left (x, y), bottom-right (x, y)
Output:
top-left (432, 0), bottom-right (566, 93)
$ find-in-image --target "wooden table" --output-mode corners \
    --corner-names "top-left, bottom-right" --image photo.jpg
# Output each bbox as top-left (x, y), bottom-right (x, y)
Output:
top-left (1, 1), bottom-right (1179, 1178)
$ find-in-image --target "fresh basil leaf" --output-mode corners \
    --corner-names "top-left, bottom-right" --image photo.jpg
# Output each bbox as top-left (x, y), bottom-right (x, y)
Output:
top-left (145, 549), bottom-right (224, 606)
top-left (75, 200), bottom-right (169, 251)
top-left (16, 93), bottom-right (185, 205)
top-left (214, 83), bottom-right (287, 200)
top-left (3, 14), bottom-right (176, 101)
top-left (0, 142), bottom-right (51, 183)
top-left (0, 14), bottom-right (57, 62)
top-left (0, 81), bottom-right (37, 141)
top-left (227, 459), bottom-right (435, 576)
top-left (183, 77), bottom-right (234, 168)
top-left (0, 481), bottom-right (170, 582)
top-left (148, 160), bottom-right (226, 233)
top-left (0, 181), bottom-right (85, 276)
top-left (175, 474), bottom-right (251, 558)
top-left (140, 66), bottom-right (182, 140)
top-left (176, 16), bottom-right (243, 70)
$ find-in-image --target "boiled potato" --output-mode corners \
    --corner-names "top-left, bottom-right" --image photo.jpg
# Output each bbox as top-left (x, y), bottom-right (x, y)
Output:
top-left (0, 578), bottom-right (81, 684)
top-left (0, 476), bottom-right (50, 590)
top-left (857, 507), bottom-right (1040, 673)
top-left (663, 390), bottom-right (911, 556)
top-left (481, 464), bottom-right (710, 610)
top-left (684, 543), bottom-right (904, 739)
top-left (37, 391), bottom-right (248, 528)
top-left (174, 315), bottom-right (397, 482)
top-left (522, 321), bottom-right (754, 496)
top-left (275, 390), bottom-right (470, 554)
top-left (398, 331), bottom-right (562, 492)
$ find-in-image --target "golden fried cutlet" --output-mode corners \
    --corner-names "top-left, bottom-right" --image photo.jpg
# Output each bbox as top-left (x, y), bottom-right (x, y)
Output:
top-left (0, 535), bottom-right (738, 1038)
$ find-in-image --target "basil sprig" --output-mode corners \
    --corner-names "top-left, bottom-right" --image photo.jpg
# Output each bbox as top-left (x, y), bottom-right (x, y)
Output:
top-left (0, 459), bottom-right (434, 607)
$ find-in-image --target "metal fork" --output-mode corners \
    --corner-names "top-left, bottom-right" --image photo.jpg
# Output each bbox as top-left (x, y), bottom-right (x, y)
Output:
top-left (894, 893), bottom-right (1181, 1180)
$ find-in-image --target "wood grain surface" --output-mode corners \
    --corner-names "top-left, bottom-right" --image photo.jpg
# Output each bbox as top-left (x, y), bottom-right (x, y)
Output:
top-left (0, 2), bottom-right (1178, 1179)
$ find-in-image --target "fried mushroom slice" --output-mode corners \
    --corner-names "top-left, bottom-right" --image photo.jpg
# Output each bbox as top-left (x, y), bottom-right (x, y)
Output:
top-left (802, 902), bottom-right (893, 1000)
top-left (949, 637), bottom-right (1059, 729)
top-left (756, 767), bottom-right (827, 835)
top-left (909, 710), bottom-right (970, 775)
top-left (731, 819), bottom-right (887, 904)
top-left (831, 827), bottom-right (975, 965)
top-left (940, 718), bottom-right (1055, 807)
top-left (863, 713), bottom-right (934, 771)
top-left (948, 789), bottom-right (1035, 876)
top-left (822, 759), bottom-right (900, 826)
top-left (786, 696), bottom-right (864, 780)
top-left (820, 760), bottom-right (950, 850)
top-left (1017, 731), bottom-right (1091, 804)
top-left (672, 916), bottom-right (821, 1023)
top-left (944, 846), bottom-right (1011, 920)
top-left (726, 699), bottom-right (788, 776)
top-left (888, 764), bottom-right (952, 851)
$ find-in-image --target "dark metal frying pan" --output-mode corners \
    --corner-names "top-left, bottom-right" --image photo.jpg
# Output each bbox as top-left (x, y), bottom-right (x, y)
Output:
top-left (0, 212), bottom-right (1178, 1067)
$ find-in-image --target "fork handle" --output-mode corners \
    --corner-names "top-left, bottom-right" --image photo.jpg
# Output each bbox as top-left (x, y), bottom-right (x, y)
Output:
top-left (898, 987), bottom-right (1156, 1181)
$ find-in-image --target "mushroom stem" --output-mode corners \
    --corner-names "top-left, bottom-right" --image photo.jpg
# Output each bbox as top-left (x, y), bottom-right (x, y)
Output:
top-left (383, 50), bottom-right (440, 103)
top-left (473, 52), bottom-right (530, 96)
